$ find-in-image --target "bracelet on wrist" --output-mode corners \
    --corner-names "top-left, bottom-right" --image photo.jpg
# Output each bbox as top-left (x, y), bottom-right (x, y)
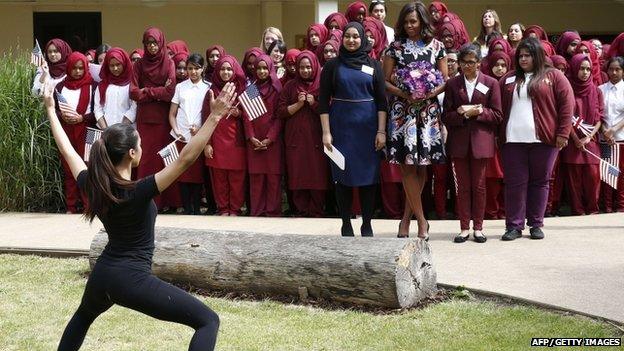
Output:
top-left (376, 130), bottom-right (386, 135)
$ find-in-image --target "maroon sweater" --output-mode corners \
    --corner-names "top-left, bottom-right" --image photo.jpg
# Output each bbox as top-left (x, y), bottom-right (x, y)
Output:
top-left (498, 68), bottom-right (575, 146)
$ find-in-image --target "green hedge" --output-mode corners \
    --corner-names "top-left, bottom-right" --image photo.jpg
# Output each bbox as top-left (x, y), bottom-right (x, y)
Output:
top-left (0, 49), bottom-right (64, 212)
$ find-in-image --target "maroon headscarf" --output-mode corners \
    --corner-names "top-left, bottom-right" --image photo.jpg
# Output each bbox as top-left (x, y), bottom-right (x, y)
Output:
top-left (45, 38), bottom-right (72, 79)
top-left (167, 40), bottom-right (189, 55)
top-left (98, 48), bottom-right (132, 104)
top-left (324, 12), bottom-right (348, 31)
top-left (329, 29), bottom-right (343, 42)
top-left (204, 45), bottom-right (226, 81)
top-left (242, 47), bottom-right (264, 79)
top-left (294, 50), bottom-right (321, 96)
top-left (131, 48), bottom-right (144, 58)
top-left (555, 31), bottom-right (581, 60)
top-left (345, 1), bottom-right (367, 23)
top-left (576, 41), bottom-right (605, 86)
top-left (254, 54), bottom-right (282, 96)
top-left (172, 51), bottom-right (189, 83)
top-left (363, 17), bottom-right (387, 53)
top-left (524, 25), bottom-right (549, 42)
top-left (63, 52), bottom-right (93, 115)
top-left (550, 55), bottom-right (569, 72)
top-left (363, 19), bottom-right (383, 60)
top-left (488, 37), bottom-right (513, 56)
top-left (138, 27), bottom-right (173, 86)
top-left (85, 49), bottom-right (96, 62)
top-left (317, 39), bottom-right (340, 66)
top-left (284, 49), bottom-right (301, 82)
top-left (437, 19), bottom-right (469, 50)
top-left (429, 1), bottom-right (461, 30)
top-left (607, 32), bottom-right (624, 59)
top-left (211, 55), bottom-right (247, 94)
top-left (486, 51), bottom-right (511, 78)
top-left (541, 40), bottom-right (556, 57)
top-left (306, 24), bottom-right (329, 51)
top-left (569, 54), bottom-right (600, 124)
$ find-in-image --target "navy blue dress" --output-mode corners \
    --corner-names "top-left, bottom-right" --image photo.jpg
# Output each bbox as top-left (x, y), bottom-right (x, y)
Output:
top-left (329, 63), bottom-right (380, 187)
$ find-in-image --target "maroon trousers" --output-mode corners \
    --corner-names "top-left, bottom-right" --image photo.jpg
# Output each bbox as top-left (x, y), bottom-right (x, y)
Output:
top-left (292, 190), bottom-right (326, 217)
top-left (564, 163), bottom-right (600, 215)
top-left (431, 164), bottom-right (450, 219)
top-left (485, 178), bottom-right (505, 219)
top-left (249, 174), bottom-right (282, 217)
top-left (210, 168), bottom-right (246, 215)
top-left (546, 157), bottom-right (565, 215)
top-left (380, 182), bottom-right (404, 219)
top-left (453, 151), bottom-right (488, 231)
top-left (601, 143), bottom-right (624, 212)
top-left (61, 123), bottom-right (87, 213)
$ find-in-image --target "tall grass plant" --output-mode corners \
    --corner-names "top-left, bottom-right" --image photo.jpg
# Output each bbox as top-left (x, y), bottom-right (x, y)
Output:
top-left (0, 48), bottom-right (63, 212)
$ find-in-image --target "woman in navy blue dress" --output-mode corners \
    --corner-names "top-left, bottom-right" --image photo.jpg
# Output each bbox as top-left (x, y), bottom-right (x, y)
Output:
top-left (319, 22), bottom-right (388, 236)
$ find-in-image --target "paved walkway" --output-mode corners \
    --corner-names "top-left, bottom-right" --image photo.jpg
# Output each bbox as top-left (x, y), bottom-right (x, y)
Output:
top-left (1, 212), bottom-right (623, 324)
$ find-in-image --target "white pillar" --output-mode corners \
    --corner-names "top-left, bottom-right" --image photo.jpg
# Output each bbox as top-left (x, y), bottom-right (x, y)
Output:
top-left (315, 0), bottom-right (338, 24)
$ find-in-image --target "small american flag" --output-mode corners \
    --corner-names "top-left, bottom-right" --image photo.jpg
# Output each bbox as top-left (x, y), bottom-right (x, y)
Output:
top-left (84, 127), bottom-right (103, 162)
top-left (571, 115), bottom-right (594, 138)
top-left (600, 144), bottom-right (620, 190)
top-left (30, 39), bottom-right (44, 67)
top-left (158, 140), bottom-right (180, 167)
top-left (238, 83), bottom-right (267, 121)
top-left (55, 90), bottom-right (81, 119)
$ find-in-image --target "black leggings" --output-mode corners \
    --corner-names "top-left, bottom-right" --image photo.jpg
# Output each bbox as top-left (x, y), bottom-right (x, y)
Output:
top-left (58, 262), bottom-right (219, 351)
top-left (335, 183), bottom-right (377, 236)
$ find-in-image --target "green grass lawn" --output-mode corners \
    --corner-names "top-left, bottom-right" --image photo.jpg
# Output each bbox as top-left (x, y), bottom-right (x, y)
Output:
top-left (0, 254), bottom-right (621, 351)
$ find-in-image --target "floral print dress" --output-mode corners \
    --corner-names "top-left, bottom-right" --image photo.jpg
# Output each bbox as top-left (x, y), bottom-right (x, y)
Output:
top-left (386, 38), bottom-right (447, 165)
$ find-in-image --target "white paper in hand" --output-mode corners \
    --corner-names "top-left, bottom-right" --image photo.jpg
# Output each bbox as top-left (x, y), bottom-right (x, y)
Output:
top-left (324, 145), bottom-right (345, 170)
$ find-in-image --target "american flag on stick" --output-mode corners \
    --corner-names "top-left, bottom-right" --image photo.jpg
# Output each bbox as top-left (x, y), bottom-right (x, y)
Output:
top-left (585, 148), bottom-right (620, 190)
top-left (238, 83), bottom-right (267, 121)
top-left (55, 90), bottom-right (81, 119)
top-left (30, 39), bottom-right (44, 67)
top-left (158, 139), bottom-right (180, 167)
top-left (571, 115), bottom-right (595, 138)
top-left (84, 127), bottom-right (103, 162)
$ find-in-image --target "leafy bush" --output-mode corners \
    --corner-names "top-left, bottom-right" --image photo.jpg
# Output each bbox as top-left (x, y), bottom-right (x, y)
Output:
top-left (0, 48), bottom-right (64, 212)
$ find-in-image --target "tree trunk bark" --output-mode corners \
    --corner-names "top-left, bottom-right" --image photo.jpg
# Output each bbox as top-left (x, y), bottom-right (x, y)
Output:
top-left (89, 228), bottom-right (437, 308)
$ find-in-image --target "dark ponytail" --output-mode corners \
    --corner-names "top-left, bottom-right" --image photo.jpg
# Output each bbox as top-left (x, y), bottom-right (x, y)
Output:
top-left (84, 124), bottom-right (138, 223)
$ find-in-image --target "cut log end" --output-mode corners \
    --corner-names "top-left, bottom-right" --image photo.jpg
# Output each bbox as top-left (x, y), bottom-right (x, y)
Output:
top-left (395, 238), bottom-right (437, 308)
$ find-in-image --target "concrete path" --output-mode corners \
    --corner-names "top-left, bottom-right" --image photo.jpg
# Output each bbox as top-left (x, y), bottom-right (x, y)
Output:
top-left (1, 212), bottom-right (623, 324)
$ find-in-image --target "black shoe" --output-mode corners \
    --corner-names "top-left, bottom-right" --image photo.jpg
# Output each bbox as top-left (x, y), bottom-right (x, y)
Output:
top-left (473, 231), bottom-right (487, 243)
top-left (341, 224), bottom-right (354, 237)
top-left (453, 233), bottom-right (470, 243)
top-left (361, 224), bottom-right (373, 237)
top-left (501, 229), bottom-right (522, 241)
top-left (529, 227), bottom-right (545, 240)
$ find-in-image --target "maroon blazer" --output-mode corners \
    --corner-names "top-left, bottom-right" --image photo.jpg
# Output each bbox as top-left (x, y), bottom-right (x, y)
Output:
top-left (498, 69), bottom-right (574, 146)
top-left (442, 73), bottom-right (503, 159)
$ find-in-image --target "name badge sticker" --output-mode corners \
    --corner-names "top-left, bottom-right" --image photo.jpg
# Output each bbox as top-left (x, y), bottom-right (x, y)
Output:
top-left (361, 65), bottom-right (374, 75)
top-left (476, 82), bottom-right (489, 95)
top-left (505, 76), bottom-right (516, 85)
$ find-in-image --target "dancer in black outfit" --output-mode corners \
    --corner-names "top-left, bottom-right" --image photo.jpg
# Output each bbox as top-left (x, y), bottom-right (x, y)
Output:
top-left (42, 80), bottom-right (238, 351)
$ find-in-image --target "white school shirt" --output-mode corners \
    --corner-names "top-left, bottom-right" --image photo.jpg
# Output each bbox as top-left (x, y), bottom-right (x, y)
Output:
top-left (384, 25), bottom-right (395, 45)
top-left (599, 80), bottom-right (624, 142)
top-left (506, 73), bottom-right (540, 143)
top-left (32, 67), bottom-right (65, 96)
top-left (58, 85), bottom-right (94, 115)
top-left (94, 84), bottom-right (137, 125)
top-left (464, 73), bottom-right (478, 103)
top-left (171, 79), bottom-right (210, 143)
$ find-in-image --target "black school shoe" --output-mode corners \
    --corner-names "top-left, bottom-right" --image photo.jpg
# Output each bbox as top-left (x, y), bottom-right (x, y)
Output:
top-left (453, 233), bottom-right (470, 243)
top-left (473, 232), bottom-right (487, 243)
top-left (529, 227), bottom-right (545, 240)
top-left (501, 229), bottom-right (522, 241)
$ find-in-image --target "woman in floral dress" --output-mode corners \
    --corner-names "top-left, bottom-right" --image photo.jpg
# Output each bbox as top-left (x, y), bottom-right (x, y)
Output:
top-left (384, 1), bottom-right (448, 239)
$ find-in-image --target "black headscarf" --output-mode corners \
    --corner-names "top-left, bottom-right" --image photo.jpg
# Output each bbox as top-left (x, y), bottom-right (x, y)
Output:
top-left (339, 22), bottom-right (373, 70)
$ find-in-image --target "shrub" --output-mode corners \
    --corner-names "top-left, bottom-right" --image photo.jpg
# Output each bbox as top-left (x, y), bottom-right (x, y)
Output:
top-left (0, 48), bottom-right (64, 212)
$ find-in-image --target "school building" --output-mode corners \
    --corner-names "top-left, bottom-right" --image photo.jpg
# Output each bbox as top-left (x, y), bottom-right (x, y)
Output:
top-left (0, 0), bottom-right (622, 59)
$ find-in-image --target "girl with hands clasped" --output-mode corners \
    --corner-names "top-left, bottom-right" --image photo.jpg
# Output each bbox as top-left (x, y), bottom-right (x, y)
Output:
top-left (277, 50), bottom-right (329, 218)
top-left (243, 54), bottom-right (284, 217)
top-left (44, 78), bottom-right (237, 351)
top-left (94, 47), bottom-right (136, 129)
top-left (168, 53), bottom-right (211, 215)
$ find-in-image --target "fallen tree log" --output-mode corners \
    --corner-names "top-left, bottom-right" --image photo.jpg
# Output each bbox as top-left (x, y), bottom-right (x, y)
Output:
top-left (89, 228), bottom-right (437, 308)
